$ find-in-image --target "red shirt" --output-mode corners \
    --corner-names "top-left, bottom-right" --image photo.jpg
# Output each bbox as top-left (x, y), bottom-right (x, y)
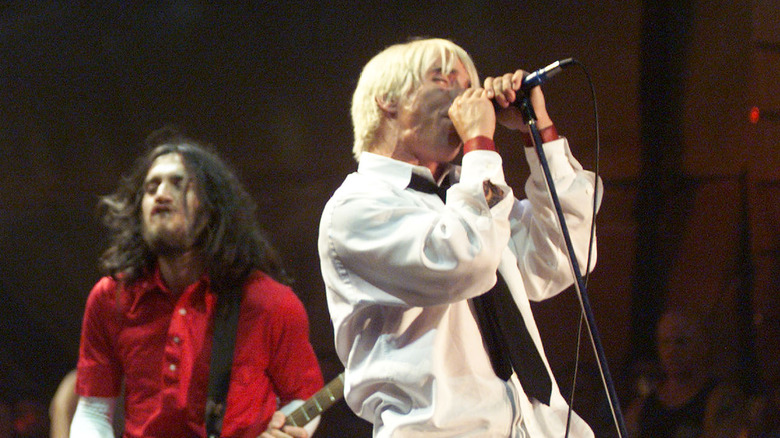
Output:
top-left (76, 268), bottom-right (323, 438)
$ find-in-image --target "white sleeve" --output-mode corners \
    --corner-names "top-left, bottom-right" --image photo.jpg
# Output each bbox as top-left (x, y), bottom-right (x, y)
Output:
top-left (510, 137), bottom-right (601, 301)
top-left (323, 151), bottom-right (514, 308)
top-left (280, 399), bottom-right (321, 437)
top-left (69, 396), bottom-right (116, 438)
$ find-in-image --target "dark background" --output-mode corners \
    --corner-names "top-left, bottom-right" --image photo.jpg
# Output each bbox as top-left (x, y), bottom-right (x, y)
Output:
top-left (1, 1), bottom-right (777, 437)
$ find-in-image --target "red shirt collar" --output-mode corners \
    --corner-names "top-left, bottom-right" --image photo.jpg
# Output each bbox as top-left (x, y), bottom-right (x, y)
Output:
top-left (123, 264), bottom-right (212, 313)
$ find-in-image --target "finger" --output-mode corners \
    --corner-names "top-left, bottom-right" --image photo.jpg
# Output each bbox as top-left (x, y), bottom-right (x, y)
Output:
top-left (283, 425), bottom-right (309, 438)
top-left (448, 97), bottom-right (459, 119)
top-left (458, 87), bottom-right (480, 101)
top-left (483, 77), bottom-right (495, 98)
top-left (471, 87), bottom-right (487, 98)
top-left (512, 69), bottom-right (526, 90)
top-left (267, 411), bottom-right (286, 429)
top-left (488, 76), bottom-right (508, 108)
top-left (466, 87), bottom-right (483, 97)
top-left (501, 73), bottom-right (516, 104)
top-left (458, 88), bottom-right (473, 100)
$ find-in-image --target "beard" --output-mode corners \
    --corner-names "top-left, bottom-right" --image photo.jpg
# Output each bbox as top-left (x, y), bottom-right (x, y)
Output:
top-left (142, 223), bottom-right (198, 257)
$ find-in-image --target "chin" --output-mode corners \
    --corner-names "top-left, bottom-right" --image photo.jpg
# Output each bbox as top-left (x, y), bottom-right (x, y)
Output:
top-left (144, 228), bottom-right (188, 251)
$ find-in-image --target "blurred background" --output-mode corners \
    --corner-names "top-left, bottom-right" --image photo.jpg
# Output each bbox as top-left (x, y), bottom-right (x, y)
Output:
top-left (1, 1), bottom-right (777, 437)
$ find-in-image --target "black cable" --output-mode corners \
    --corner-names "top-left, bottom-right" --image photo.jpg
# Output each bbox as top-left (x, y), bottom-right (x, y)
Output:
top-left (563, 58), bottom-right (602, 438)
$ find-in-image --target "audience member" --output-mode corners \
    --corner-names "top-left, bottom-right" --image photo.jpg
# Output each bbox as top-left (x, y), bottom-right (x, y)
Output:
top-left (625, 309), bottom-right (746, 438)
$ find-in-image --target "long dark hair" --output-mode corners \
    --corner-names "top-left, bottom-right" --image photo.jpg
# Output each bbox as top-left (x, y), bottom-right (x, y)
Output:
top-left (98, 127), bottom-right (290, 296)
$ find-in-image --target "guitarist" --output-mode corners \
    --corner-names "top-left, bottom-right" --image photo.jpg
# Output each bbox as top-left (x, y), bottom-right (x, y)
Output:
top-left (71, 128), bottom-right (323, 438)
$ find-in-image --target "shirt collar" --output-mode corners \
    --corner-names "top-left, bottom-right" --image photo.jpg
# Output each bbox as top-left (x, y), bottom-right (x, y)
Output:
top-left (134, 264), bottom-right (210, 298)
top-left (357, 152), bottom-right (457, 189)
top-left (118, 264), bottom-right (211, 315)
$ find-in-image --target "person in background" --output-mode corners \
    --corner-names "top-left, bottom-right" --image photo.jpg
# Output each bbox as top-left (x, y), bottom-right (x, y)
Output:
top-left (49, 370), bottom-right (77, 438)
top-left (71, 128), bottom-right (323, 438)
top-left (49, 369), bottom-right (125, 438)
top-left (625, 308), bottom-right (747, 438)
top-left (318, 37), bottom-right (601, 436)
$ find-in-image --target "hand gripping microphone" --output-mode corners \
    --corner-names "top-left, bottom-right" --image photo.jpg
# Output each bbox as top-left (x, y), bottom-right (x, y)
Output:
top-left (520, 58), bottom-right (574, 92)
top-left (494, 58), bottom-right (574, 111)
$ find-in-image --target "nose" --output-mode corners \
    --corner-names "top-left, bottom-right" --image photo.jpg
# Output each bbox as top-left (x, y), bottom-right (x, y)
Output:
top-left (154, 182), bottom-right (176, 202)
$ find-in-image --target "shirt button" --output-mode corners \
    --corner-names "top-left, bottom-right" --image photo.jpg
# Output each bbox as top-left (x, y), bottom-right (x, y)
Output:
top-left (178, 308), bottom-right (187, 316)
top-left (169, 363), bottom-right (177, 372)
top-left (172, 336), bottom-right (181, 344)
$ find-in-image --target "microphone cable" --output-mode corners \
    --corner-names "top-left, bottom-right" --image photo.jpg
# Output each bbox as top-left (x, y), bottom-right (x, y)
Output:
top-left (559, 58), bottom-right (612, 438)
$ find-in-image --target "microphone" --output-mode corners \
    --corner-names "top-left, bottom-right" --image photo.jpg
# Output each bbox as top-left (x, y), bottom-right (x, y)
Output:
top-left (492, 58), bottom-right (574, 111)
top-left (520, 58), bottom-right (574, 92)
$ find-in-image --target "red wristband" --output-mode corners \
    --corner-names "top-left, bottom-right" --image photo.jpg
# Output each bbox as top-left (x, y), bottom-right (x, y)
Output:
top-left (463, 136), bottom-right (496, 154)
top-left (520, 124), bottom-right (559, 148)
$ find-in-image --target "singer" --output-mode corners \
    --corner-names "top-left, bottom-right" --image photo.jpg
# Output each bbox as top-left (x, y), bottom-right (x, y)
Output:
top-left (318, 37), bottom-right (602, 436)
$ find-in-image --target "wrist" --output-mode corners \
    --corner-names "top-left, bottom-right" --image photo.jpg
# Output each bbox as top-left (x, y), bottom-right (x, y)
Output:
top-left (521, 124), bottom-right (558, 148)
top-left (463, 136), bottom-right (496, 154)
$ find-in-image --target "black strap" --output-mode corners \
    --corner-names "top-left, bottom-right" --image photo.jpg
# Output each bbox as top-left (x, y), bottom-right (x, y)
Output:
top-left (406, 173), bottom-right (552, 405)
top-left (205, 290), bottom-right (242, 438)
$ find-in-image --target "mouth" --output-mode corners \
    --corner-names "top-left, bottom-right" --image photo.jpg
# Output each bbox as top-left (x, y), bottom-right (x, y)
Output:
top-left (151, 205), bottom-right (173, 216)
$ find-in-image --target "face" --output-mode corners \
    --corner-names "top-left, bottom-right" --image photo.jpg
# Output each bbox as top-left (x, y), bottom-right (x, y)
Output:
top-left (656, 312), bottom-right (707, 377)
top-left (141, 152), bottom-right (203, 256)
top-left (392, 56), bottom-right (472, 167)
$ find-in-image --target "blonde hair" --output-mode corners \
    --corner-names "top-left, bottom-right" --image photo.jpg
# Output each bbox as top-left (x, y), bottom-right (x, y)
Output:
top-left (350, 38), bottom-right (480, 161)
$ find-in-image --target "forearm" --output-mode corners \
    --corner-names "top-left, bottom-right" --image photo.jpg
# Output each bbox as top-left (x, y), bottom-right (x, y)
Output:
top-left (50, 370), bottom-right (78, 438)
top-left (69, 397), bottom-right (116, 438)
top-left (512, 136), bottom-right (601, 299)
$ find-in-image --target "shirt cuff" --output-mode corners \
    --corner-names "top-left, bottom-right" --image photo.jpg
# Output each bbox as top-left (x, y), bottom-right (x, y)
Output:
top-left (521, 124), bottom-right (558, 148)
top-left (524, 137), bottom-right (576, 181)
top-left (463, 136), bottom-right (496, 154)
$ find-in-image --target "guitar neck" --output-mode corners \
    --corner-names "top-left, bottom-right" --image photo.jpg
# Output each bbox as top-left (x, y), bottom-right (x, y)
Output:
top-left (284, 372), bottom-right (345, 427)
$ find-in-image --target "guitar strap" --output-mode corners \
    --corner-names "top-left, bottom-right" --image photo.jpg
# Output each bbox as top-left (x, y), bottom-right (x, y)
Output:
top-left (205, 287), bottom-right (242, 438)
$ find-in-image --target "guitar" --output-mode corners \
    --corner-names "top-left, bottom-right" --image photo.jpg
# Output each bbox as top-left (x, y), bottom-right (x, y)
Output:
top-left (284, 372), bottom-right (345, 427)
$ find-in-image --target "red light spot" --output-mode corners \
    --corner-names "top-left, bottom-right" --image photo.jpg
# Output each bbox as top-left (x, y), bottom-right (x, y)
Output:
top-left (749, 106), bottom-right (760, 124)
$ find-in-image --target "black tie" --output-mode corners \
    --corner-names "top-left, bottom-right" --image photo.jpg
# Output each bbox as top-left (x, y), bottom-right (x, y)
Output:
top-left (471, 274), bottom-right (552, 405)
top-left (406, 172), bottom-right (552, 405)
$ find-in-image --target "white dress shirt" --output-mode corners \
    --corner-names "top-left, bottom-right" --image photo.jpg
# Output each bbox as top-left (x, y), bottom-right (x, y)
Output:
top-left (319, 138), bottom-right (601, 437)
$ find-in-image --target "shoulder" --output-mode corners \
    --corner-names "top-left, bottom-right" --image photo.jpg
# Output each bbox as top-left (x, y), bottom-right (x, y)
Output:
top-left (241, 272), bottom-right (307, 317)
top-left (85, 277), bottom-right (120, 306)
top-left (705, 379), bottom-right (746, 414)
top-left (323, 171), bottom-right (423, 228)
top-left (239, 272), bottom-right (313, 340)
top-left (327, 171), bottom-right (396, 205)
top-left (327, 156), bottom-right (417, 207)
top-left (81, 277), bottom-right (126, 333)
top-left (703, 379), bottom-right (748, 437)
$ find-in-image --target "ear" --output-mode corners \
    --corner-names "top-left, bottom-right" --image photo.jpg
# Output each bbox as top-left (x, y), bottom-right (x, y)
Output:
top-left (375, 95), bottom-right (397, 118)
